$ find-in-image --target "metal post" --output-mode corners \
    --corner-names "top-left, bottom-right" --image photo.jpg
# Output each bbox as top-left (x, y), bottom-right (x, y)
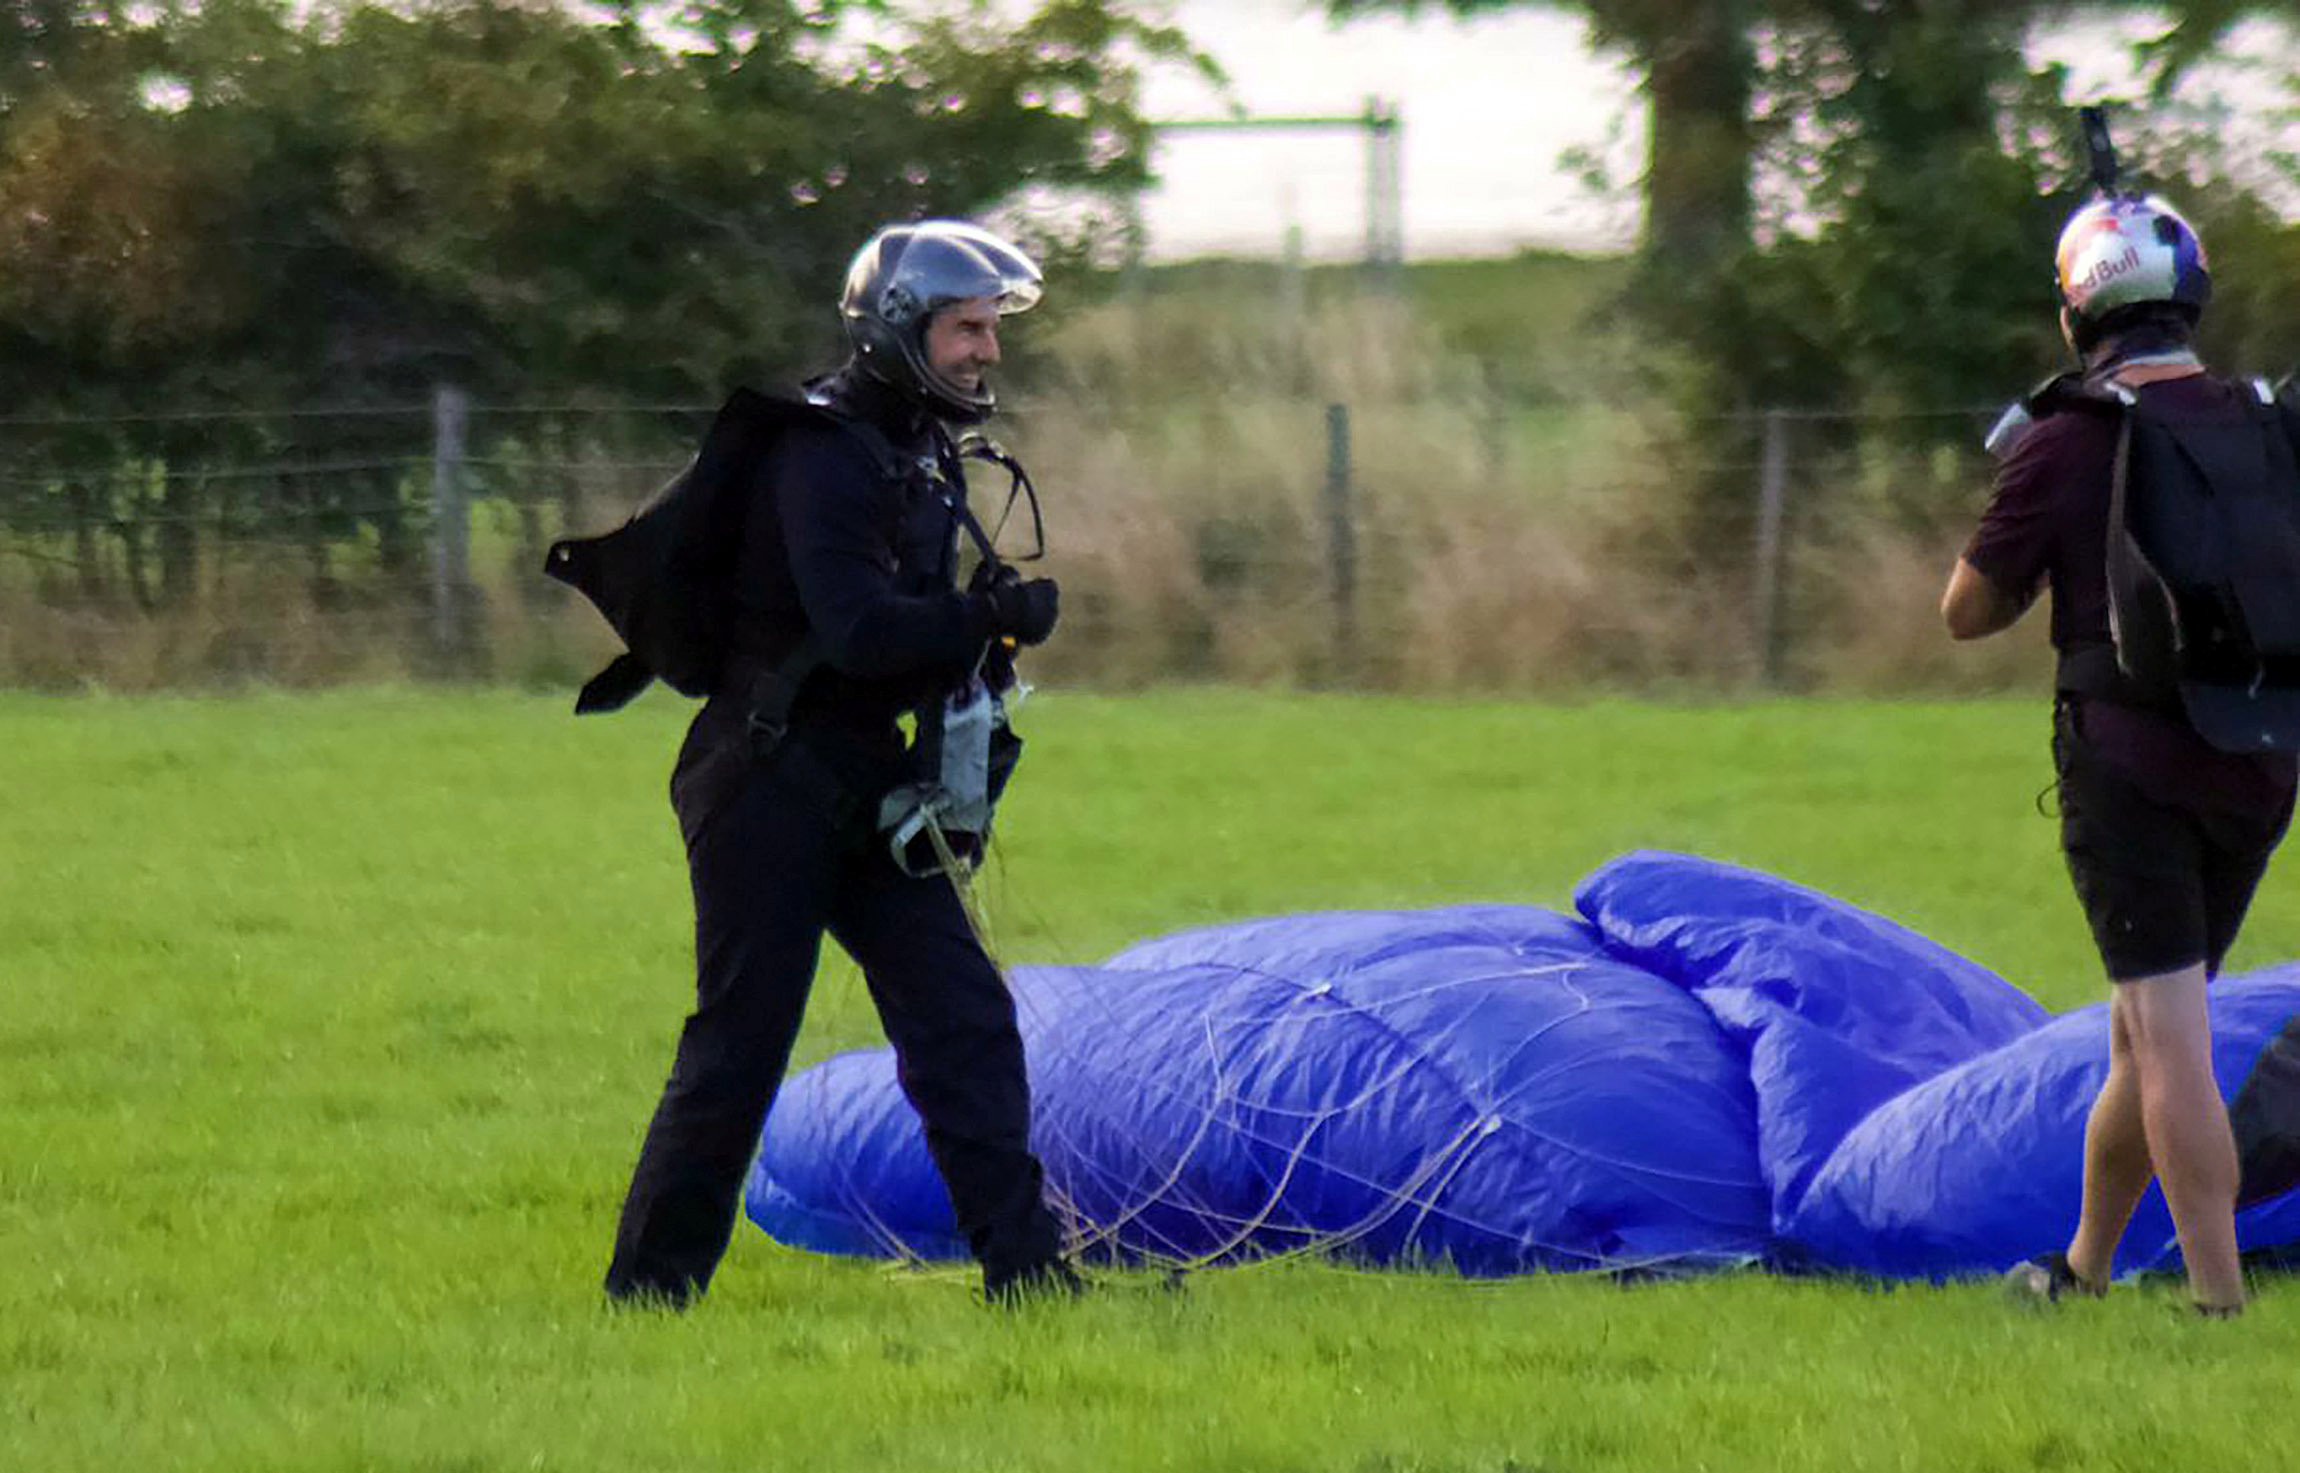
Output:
top-left (1281, 215), bottom-right (1308, 388)
top-left (1280, 214), bottom-right (1307, 329)
top-left (1752, 408), bottom-right (1790, 686)
top-left (1363, 96), bottom-right (1404, 285)
top-left (1147, 104), bottom-right (1405, 279)
top-left (431, 384), bottom-right (471, 662)
top-left (1118, 194), bottom-right (1148, 301)
top-left (1325, 403), bottom-right (1358, 678)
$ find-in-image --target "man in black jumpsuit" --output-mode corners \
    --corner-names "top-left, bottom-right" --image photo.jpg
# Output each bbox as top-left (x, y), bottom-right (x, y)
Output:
top-left (603, 221), bottom-right (1074, 1308)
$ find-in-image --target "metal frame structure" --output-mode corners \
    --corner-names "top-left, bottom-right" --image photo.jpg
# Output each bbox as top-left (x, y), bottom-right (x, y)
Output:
top-left (1150, 96), bottom-right (1405, 272)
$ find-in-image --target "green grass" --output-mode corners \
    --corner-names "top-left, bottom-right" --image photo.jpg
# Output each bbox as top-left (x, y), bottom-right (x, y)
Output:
top-left (4, 687), bottom-right (2295, 1473)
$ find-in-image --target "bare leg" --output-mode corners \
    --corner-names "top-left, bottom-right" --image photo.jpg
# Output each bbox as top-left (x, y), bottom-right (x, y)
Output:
top-left (2064, 1002), bottom-right (2151, 1289)
top-left (2118, 966), bottom-right (2245, 1313)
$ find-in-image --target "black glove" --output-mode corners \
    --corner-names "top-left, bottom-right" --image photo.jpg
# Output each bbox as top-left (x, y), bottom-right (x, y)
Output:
top-left (980, 574), bottom-right (1060, 647)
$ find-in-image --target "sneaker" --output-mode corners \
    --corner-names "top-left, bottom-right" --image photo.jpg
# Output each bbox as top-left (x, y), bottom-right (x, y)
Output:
top-left (2186, 1294), bottom-right (2246, 1320)
top-left (2002, 1251), bottom-right (2105, 1307)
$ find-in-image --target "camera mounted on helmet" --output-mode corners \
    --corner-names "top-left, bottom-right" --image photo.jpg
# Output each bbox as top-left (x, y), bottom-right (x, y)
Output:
top-left (840, 220), bottom-right (1043, 425)
top-left (2054, 108), bottom-right (2210, 355)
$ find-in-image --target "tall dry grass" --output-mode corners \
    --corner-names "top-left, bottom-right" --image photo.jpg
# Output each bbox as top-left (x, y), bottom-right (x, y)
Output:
top-left (1, 278), bottom-right (2036, 695)
top-left (1001, 285), bottom-right (2004, 695)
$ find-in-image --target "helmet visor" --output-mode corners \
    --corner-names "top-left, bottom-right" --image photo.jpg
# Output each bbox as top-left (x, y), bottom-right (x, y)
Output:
top-left (871, 221), bottom-right (1043, 326)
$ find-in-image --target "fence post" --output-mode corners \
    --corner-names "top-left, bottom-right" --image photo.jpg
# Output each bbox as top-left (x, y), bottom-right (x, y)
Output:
top-left (1281, 216), bottom-right (1308, 389)
top-left (431, 384), bottom-right (472, 665)
top-left (1752, 408), bottom-right (1790, 687)
top-left (1325, 403), bottom-right (1359, 679)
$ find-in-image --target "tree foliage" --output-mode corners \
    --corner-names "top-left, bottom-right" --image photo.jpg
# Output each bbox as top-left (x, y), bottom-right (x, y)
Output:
top-left (0, 0), bottom-right (1202, 632)
top-left (0, 0), bottom-right (1197, 410)
top-left (1332, 0), bottom-right (2300, 497)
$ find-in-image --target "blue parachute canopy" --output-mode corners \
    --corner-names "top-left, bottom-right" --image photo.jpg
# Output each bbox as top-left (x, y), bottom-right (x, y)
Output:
top-left (743, 852), bottom-right (2300, 1278)
top-left (1574, 853), bottom-right (2051, 1230)
top-left (756, 904), bottom-right (1774, 1274)
top-left (1789, 969), bottom-right (2300, 1278)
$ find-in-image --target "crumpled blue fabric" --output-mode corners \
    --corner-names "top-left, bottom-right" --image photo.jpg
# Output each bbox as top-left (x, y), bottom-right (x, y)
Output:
top-left (741, 852), bottom-right (2299, 1278)
top-left (1572, 851), bottom-right (2051, 1229)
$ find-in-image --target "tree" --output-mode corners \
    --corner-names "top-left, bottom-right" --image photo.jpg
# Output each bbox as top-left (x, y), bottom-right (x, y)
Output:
top-left (1326, 1), bottom-right (2295, 286)
top-left (0, 0), bottom-right (1200, 407)
top-left (1328, 0), bottom-right (1755, 277)
top-left (0, 0), bottom-right (1204, 619)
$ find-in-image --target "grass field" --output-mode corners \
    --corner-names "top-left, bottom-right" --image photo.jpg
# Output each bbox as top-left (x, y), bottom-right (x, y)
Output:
top-left (5, 687), bottom-right (2296, 1472)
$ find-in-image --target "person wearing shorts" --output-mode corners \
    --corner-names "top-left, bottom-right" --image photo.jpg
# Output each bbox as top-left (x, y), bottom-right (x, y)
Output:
top-left (1943, 191), bottom-right (2295, 1316)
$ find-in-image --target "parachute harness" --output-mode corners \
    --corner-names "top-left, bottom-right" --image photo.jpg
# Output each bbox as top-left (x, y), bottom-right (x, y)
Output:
top-left (875, 433), bottom-right (1046, 883)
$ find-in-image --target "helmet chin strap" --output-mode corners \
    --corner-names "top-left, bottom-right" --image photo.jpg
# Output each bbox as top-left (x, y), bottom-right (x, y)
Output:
top-left (927, 362), bottom-right (992, 404)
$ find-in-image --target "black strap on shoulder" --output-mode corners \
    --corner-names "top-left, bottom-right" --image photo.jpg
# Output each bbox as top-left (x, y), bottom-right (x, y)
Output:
top-left (2102, 398), bottom-right (2151, 677)
top-left (833, 411), bottom-right (1008, 574)
top-left (2056, 382), bottom-right (2174, 707)
top-left (813, 404), bottom-right (913, 483)
top-left (727, 418), bottom-right (980, 745)
top-left (930, 428), bottom-right (1007, 572)
top-left (2248, 375), bottom-right (2297, 475)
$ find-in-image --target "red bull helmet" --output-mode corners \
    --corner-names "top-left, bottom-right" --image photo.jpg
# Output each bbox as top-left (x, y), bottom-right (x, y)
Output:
top-left (2054, 193), bottom-right (2211, 331)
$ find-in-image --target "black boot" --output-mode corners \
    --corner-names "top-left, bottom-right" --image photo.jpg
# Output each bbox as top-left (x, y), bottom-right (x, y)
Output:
top-left (984, 1256), bottom-right (1088, 1308)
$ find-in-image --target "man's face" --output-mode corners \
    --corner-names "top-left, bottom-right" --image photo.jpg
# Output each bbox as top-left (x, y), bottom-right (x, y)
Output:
top-left (923, 297), bottom-right (1002, 396)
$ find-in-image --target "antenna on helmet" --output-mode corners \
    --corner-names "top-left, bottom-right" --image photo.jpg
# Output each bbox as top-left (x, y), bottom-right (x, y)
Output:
top-left (2079, 106), bottom-right (2121, 197)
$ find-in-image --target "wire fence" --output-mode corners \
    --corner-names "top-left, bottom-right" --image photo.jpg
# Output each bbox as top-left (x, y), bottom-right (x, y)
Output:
top-left (0, 388), bottom-right (2050, 696)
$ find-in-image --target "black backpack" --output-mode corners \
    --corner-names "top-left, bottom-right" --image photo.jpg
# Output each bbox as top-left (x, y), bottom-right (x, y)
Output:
top-left (2051, 373), bottom-right (2300, 753)
top-left (542, 387), bottom-right (908, 714)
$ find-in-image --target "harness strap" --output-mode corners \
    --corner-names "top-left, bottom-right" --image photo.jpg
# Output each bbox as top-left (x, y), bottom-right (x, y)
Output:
top-left (739, 633), bottom-right (821, 757)
top-left (726, 406), bottom-right (973, 752)
top-left (2056, 386), bottom-right (2174, 708)
top-left (833, 413), bottom-right (1008, 576)
top-left (738, 406), bottom-right (1024, 853)
top-left (729, 635), bottom-right (876, 839)
top-left (2103, 396), bottom-right (2149, 676)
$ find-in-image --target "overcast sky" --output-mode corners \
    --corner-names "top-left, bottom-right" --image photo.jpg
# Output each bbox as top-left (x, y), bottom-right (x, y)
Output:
top-left (1135, 1), bottom-right (1636, 260)
top-left (1129, 1), bottom-right (2297, 262)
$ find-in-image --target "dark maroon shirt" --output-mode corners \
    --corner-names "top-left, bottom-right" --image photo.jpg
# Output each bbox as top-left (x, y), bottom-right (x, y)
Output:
top-left (1963, 374), bottom-right (2298, 812)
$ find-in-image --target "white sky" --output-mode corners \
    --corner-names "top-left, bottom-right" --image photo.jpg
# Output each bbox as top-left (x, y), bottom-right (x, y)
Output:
top-left (1135, 0), bottom-right (1639, 260)
top-left (1131, 1), bottom-right (2298, 262)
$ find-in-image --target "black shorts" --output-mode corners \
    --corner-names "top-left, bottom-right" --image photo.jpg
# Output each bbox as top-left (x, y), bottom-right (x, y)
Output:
top-left (2054, 703), bottom-right (2293, 980)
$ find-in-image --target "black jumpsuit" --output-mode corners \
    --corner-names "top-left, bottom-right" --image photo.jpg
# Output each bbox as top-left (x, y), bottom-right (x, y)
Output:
top-left (602, 371), bottom-right (1064, 1304)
